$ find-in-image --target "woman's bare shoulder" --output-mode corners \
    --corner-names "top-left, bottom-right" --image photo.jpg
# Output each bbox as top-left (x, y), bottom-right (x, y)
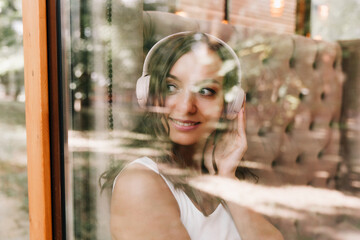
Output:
top-left (110, 163), bottom-right (190, 240)
top-left (112, 162), bottom-right (176, 204)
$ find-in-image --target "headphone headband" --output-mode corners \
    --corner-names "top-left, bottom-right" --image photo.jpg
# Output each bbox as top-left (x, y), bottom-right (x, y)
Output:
top-left (142, 31), bottom-right (241, 82)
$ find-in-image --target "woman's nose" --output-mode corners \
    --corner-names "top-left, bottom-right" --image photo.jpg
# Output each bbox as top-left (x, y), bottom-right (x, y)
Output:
top-left (177, 90), bottom-right (197, 115)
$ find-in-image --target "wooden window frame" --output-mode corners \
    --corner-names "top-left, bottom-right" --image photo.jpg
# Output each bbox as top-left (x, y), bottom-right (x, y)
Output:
top-left (23, 0), bottom-right (64, 239)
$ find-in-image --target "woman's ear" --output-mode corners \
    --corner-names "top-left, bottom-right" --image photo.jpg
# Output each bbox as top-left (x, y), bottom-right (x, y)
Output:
top-left (136, 75), bottom-right (150, 107)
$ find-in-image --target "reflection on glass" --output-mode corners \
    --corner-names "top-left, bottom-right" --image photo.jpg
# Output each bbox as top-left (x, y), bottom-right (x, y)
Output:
top-left (0, 0), bottom-right (28, 239)
top-left (61, 0), bottom-right (360, 239)
top-left (63, 0), bottom-right (143, 239)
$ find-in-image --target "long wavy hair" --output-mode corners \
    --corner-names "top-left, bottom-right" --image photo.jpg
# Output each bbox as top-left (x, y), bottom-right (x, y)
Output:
top-left (100, 32), bottom-right (257, 191)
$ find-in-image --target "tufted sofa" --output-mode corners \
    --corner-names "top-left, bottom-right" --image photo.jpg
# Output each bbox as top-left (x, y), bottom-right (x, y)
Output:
top-left (143, 11), bottom-right (345, 188)
top-left (140, 11), bottom-right (359, 240)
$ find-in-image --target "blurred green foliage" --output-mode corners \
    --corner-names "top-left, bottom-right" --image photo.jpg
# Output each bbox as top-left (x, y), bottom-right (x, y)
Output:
top-left (73, 152), bottom-right (97, 240)
top-left (0, 101), bottom-right (25, 125)
top-left (0, 0), bottom-right (22, 47)
top-left (0, 0), bottom-right (24, 100)
top-left (0, 160), bottom-right (28, 212)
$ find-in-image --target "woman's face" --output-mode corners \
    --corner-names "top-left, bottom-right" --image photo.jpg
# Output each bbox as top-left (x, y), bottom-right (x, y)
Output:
top-left (164, 44), bottom-right (224, 146)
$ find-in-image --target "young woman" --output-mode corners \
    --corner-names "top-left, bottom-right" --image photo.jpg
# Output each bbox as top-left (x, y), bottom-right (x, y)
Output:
top-left (108, 32), bottom-right (283, 240)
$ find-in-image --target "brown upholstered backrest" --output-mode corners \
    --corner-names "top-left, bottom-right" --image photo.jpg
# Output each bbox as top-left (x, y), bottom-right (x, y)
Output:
top-left (143, 11), bottom-right (345, 188)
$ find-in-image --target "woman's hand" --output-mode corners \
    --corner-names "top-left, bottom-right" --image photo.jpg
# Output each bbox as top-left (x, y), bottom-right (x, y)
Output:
top-left (204, 103), bottom-right (247, 178)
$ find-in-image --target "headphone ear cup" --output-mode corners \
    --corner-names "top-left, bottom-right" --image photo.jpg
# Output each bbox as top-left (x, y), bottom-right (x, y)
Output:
top-left (136, 75), bottom-right (150, 108)
top-left (226, 88), bottom-right (245, 120)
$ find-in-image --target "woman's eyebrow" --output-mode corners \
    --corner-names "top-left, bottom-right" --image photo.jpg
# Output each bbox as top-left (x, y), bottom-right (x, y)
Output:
top-left (166, 74), bottom-right (180, 81)
top-left (196, 79), bottom-right (221, 86)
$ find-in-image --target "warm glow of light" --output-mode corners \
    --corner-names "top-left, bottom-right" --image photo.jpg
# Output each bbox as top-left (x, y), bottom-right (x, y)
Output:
top-left (222, 19), bottom-right (229, 24)
top-left (67, 130), bottom-right (165, 157)
top-left (351, 181), bottom-right (360, 188)
top-left (314, 35), bottom-right (322, 40)
top-left (188, 175), bottom-right (360, 219)
top-left (318, 4), bottom-right (329, 19)
top-left (74, 99), bottom-right (82, 112)
top-left (270, 0), bottom-right (285, 17)
top-left (175, 11), bottom-right (187, 17)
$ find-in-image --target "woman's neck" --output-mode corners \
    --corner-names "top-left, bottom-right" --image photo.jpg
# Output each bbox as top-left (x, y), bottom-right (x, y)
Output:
top-left (171, 140), bottom-right (221, 215)
top-left (172, 142), bottom-right (205, 173)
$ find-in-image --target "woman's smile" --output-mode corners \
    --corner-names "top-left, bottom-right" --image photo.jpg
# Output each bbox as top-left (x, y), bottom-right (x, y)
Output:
top-left (169, 117), bottom-right (201, 131)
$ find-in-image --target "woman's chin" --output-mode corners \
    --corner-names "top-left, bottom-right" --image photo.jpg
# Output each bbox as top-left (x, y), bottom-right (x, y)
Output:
top-left (170, 133), bottom-right (210, 146)
top-left (171, 139), bottom-right (198, 146)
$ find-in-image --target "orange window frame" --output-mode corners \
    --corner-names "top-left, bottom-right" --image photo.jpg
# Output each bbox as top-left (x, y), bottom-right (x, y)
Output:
top-left (23, 0), bottom-right (63, 239)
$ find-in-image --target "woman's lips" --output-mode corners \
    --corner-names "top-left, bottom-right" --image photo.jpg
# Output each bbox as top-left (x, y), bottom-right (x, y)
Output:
top-left (169, 118), bottom-right (201, 131)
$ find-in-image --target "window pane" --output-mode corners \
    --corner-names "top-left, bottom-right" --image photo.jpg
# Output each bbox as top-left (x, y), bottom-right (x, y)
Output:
top-left (61, 1), bottom-right (360, 239)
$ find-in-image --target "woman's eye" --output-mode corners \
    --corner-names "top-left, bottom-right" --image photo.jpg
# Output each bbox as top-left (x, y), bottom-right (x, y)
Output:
top-left (199, 88), bottom-right (216, 96)
top-left (166, 84), bottom-right (177, 94)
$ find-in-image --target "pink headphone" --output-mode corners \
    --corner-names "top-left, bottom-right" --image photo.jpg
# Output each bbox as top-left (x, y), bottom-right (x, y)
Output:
top-left (136, 32), bottom-right (245, 120)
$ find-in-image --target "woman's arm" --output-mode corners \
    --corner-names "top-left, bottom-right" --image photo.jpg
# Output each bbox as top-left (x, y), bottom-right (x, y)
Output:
top-left (111, 164), bottom-right (191, 240)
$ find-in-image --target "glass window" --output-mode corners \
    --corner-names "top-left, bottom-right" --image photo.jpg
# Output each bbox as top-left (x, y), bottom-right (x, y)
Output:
top-left (60, 1), bottom-right (360, 239)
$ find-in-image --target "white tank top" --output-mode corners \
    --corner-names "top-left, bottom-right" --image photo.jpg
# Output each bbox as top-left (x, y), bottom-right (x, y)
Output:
top-left (121, 157), bottom-right (242, 240)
